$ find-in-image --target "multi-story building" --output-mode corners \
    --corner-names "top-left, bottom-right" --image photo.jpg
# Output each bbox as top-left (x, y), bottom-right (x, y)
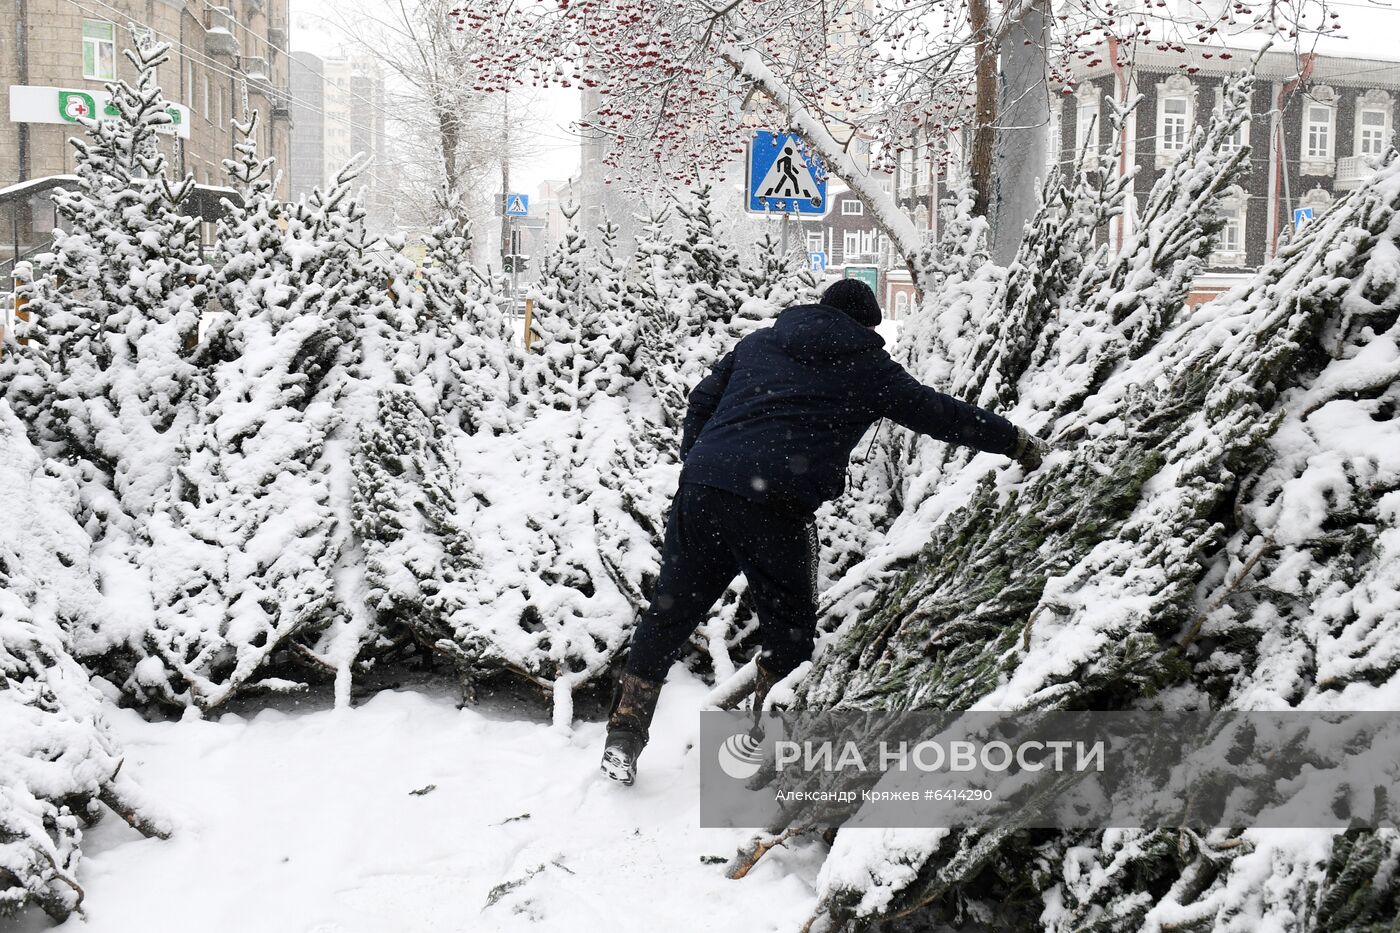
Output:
top-left (1058, 41), bottom-right (1399, 301)
top-left (288, 50), bottom-right (323, 201)
top-left (287, 51), bottom-right (387, 227)
top-left (1, 0), bottom-right (293, 270)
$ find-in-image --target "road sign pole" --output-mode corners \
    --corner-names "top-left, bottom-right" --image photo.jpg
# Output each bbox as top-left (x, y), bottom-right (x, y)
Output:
top-left (510, 216), bottom-right (520, 303)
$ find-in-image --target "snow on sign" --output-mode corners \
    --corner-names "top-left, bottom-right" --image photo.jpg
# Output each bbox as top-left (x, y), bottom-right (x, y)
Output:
top-left (504, 193), bottom-right (529, 217)
top-left (747, 131), bottom-right (827, 215)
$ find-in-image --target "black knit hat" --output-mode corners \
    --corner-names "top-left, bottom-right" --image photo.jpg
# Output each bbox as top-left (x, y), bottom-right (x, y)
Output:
top-left (821, 279), bottom-right (882, 328)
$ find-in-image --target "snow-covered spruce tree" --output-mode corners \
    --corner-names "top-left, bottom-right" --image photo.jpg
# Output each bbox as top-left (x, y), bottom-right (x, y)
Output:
top-left (783, 84), bottom-right (1400, 932)
top-left (40, 36), bottom-right (208, 524)
top-left (671, 186), bottom-right (768, 391)
top-left (817, 101), bottom-right (1140, 614)
top-left (742, 228), bottom-right (821, 309)
top-left (0, 262), bottom-right (56, 443)
top-left (627, 207), bottom-right (687, 430)
top-left (520, 220), bottom-right (589, 411)
top-left (340, 224), bottom-right (482, 698)
top-left (134, 144), bottom-right (378, 710)
top-left (0, 403), bottom-right (168, 923)
top-left (575, 218), bottom-right (635, 400)
top-left (421, 202), bottom-right (520, 435)
top-left (427, 218), bottom-right (667, 712)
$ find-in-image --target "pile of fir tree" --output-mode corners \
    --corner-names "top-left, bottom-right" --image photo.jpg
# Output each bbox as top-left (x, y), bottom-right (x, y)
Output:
top-left (420, 191), bottom-right (819, 715)
top-left (729, 72), bottom-right (1400, 931)
top-left (0, 403), bottom-right (169, 922)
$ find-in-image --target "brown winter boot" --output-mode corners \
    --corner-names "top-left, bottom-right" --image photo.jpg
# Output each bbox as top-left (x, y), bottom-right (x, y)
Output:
top-left (600, 672), bottom-right (664, 785)
top-left (750, 661), bottom-right (782, 738)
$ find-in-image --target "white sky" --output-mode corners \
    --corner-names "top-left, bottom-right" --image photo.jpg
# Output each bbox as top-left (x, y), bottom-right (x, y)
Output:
top-left (289, 0), bottom-right (583, 197)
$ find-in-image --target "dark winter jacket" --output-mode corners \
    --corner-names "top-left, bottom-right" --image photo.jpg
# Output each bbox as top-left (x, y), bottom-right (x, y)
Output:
top-left (678, 303), bottom-right (1019, 514)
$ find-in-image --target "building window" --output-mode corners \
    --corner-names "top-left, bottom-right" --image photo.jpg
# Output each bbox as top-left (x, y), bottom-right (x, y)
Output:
top-left (202, 73), bottom-right (210, 121)
top-left (1219, 209), bottom-right (1243, 254)
top-left (806, 231), bottom-right (825, 253)
top-left (1212, 186), bottom-right (1248, 267)
top-left (858, 228), bottom-right (877, 256)
top-left (1305, 105), bottom-right (1332, 158)
top-left (843, 230), bottom-right (860, 259)
top-left (841, 200), bottom-right (864, 216)
top-left (1155, 76), bottom-right (1196, 168)
top-left (186, 60), bottom-right (194, 106)
top-left (1215, 88), bottom-right (1250, 154)
top-left (899, 148), bottom-right (914, 192)
top-left (915, 142), bottom-right (931, 186)
top-left (1300, 86), bottom-right (1337, 175)
top-left (1359, 109), bottom-right (1388, 156)
top-left (1163, 97), bottom-right (1190, 149)
top-left (1356, 92), bottom-right (1393, 158)
top-left (83, 20), bottom-right (117, 81)
top-left (894, 292), bottom-right (909, 318)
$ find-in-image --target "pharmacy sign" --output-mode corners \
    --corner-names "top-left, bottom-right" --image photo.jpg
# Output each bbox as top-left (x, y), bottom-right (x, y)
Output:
top-left (9, 85), bottom-right (191, 139)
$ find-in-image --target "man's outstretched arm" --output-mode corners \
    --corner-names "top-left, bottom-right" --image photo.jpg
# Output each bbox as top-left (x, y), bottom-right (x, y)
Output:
top-left (874, 360), bottom-right (1026, 459)
top-left (680, 350), bottom-right (736, 460)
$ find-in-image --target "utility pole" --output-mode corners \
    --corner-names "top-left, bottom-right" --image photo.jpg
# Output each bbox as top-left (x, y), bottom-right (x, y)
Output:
top-left (500, 90), bottom-right (512, 294)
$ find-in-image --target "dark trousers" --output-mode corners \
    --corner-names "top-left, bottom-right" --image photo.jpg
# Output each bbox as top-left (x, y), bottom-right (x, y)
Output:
top-left (625, 482), bottom-right (819, 682)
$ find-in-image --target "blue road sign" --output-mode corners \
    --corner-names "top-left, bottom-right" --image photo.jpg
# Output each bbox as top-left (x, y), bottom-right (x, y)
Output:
top-left (504, 193), bottom-right (529, 217)
top-left (1293, 206), bottom-right (1314, 228)
top-left (748, 131), bottom-right (827, 215)
top-left (809, 250), bottom-right (828, 274)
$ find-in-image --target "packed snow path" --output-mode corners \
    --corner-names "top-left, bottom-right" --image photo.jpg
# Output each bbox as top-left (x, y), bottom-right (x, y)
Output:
top-left (17, 676), bottom-right (824, 933)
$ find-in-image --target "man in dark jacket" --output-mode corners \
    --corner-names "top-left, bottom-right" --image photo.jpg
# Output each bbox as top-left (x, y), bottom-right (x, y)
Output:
top-left (600, 280), bottom-right (1044, 784)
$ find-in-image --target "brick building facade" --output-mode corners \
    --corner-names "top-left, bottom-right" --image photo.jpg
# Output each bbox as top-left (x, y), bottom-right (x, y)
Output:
top-left (2, 0), bottom-right (292, 270)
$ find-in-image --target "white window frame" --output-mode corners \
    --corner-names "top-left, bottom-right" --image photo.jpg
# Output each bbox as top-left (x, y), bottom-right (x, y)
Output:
top-left (1211, 185), bottom-right (1248, 267)
top-left (899, 147), bottom-right (914, 193)
top-left (857, 228), bottom-right (877, 256)
top-left (841, 199), bottom-right (864, 216)
top-left (806, 231), bottom-right (825, 253)
top-left (1355, 90), bottom-right (1393, 159)
top-left (82, 19), bottom-right (117, 81)
top-left (915, 141), bottom-right (931, 187)
top-left (842, 230), bottom-right (860, 259)
top-left (894, 291), bottom-right (910, 319)
top-left (1155, 75), bottom-right (1196, 168)
top-left (1301, 86), bottom-right (1337, 175)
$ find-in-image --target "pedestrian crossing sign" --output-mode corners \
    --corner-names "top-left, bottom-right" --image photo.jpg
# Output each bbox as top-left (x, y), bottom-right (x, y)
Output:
top-left (504, 193), bottom-right (529, 217)
top-left (747, 131), bottom-right (827, 216)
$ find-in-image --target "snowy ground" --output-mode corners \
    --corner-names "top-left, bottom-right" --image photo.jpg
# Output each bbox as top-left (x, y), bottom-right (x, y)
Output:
top-left (17, 674), bottom-right (825, 933)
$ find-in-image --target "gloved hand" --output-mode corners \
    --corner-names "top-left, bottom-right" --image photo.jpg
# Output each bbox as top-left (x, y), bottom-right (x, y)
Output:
top-left (1011, 426), bottom-right (1048, 472)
